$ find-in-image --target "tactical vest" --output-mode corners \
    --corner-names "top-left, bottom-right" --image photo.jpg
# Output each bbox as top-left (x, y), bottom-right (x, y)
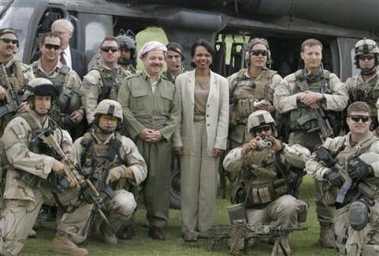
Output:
top-left (231, 69), bottom-right (276, 123)
top-left (336, 135), bottom-right (379, 205)
top-left (231, 147), bottom-right (292, 208)
top-left (14, 113), bottom-right (62, 188)
top-left (229, 69), bottom-right (276, 145)
top-left (93, 66), bottom-right (123, 102)
top-left (289, 70), bottom-right (340, 135)
top-left (348, 75), bottom-right (379, 128)
top-left (32, 63), bottom-right (69, 123)
top-left (80, 131), bottom-right (125, 192)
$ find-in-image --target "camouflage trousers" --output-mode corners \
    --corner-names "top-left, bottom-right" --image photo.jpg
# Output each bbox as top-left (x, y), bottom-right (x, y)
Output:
top-left (57, 189), bottom-right (137, 244)
top-left (246, 195), bottom-right (307, 256)
top-left (0, 187), bottom-right (80, 256)
top-left (289, 131), bottom-right (335, 226)
top-left (335, 199), bottom-right (379, 256)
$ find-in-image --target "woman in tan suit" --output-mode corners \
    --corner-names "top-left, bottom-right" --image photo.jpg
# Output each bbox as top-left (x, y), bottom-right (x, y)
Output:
top-left (175, 39), bottom-right (229, 241)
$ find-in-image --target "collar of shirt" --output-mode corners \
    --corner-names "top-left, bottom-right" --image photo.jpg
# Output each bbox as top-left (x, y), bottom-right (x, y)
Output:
top-left (63, 46), bottom-right (72, 69)
top-left (346, 131), bottom-right (374, 149)
top-left (37, 59), bottom-right (62, 76)
top-left (91, 129), bottom-right (115, 144)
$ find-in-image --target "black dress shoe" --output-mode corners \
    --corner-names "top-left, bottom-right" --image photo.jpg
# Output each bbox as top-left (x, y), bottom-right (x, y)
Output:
top-left (148, 227), bottom-right (166, 240)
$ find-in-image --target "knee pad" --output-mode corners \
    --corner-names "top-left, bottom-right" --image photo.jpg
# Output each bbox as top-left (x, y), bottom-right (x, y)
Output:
top-left (350, 200), bottom-right (369, 231)
top-left (110, 190), bottom-right (137, 219)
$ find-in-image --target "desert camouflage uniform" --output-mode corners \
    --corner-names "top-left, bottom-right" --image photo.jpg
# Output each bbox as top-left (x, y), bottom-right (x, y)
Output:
top-left (306, 131), bottom-right (379, 255)
top-left (274, 69), bottom-right (348, 246)
top-left (81, 64), bottom-right (131, 124)
top-left (228, 68), bottom-right (282, 148)
top-left (223, 143), bottom-right (309, 256)
top-left (31, 60), bottom-right (83, 134)
top-left (0, 111), bottom-right (73, 256)
top-left (345, 69), bottom-right (379, 129)
top-left (0, 57), bottom-right (34, 135)
top-left (57, 127), bottom-right (147, 244)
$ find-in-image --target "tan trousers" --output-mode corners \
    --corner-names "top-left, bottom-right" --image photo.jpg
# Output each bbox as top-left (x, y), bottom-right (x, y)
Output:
top-left (0, 187), bottom-right (79, 256)
top-left (57, 189), bottom-right (136, 244)
top-left (289, 131), bottom-right (335, 226)
top-left (335, 199), bottom-right (379, 256)
top-left (181, 120), bottom-right (219, 237)
top-left (246, 195), bottom-right (307, 256)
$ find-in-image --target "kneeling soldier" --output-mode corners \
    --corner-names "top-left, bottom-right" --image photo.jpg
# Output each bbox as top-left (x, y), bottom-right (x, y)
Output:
top-left (55, 99), bottom-right (147, 249)
top-left (223, 110), bottom-right (309, 256)
top-left (0, 78), bottom-right (83, 256)
top-left (306, 101), bottom-right (379, 255)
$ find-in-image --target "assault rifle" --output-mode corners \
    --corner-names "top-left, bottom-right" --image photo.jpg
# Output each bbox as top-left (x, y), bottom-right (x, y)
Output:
top-left (37, 128), bottom-right (113, 230)
top-left (209, 221), bottom-right (306, 256)
top-left (0, 64), bottom-right (22, 119)
top-left (314, 107), bottom-right (334, 142)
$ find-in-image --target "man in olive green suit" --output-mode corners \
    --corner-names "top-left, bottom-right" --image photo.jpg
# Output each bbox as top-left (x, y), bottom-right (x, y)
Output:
top-left (118, 41), bottom-right (179, 240)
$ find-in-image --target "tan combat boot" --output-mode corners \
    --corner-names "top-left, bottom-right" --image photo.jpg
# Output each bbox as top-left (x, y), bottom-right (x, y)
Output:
top-left (52, 236), bottom-right (88, 256)
top-left (319, 223), bottom-right (336, 248)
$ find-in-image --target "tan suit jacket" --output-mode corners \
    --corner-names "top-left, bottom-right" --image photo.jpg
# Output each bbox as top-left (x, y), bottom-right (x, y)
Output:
top-left (175, 70), bottom-right (229, 155)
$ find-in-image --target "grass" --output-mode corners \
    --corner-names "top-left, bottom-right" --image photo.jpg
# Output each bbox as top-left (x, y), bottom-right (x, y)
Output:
top-left (22, 176), bottom-right (337, 256)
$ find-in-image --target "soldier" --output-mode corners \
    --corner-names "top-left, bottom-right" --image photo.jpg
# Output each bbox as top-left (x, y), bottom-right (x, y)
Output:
top-left (223, 110), bottom-right (309, 256)
top-left (118, 41), bottom-right (179, 240)
top-left (0, 28), bottom-right (34, 135)
top-left (55, 99), bottom-right (147, 248)
top-left (345, 38), bottom-right (379, 130)
top-left (116, 31), bottom-right (137, 74)
top-left (0, 78), bottom-right (85, 256)
top-left (163, 42), bottom-right (184, 83)
top-left (228, 38), bottom-right (282, 149)
top-left (31, 32), bottom-right (84, 138)
top-left (81, 36), bottom-right (131, 124)
top-left (306, 101), bottom-right (379, 255)
top-left (274, 38), bottom-right (348, 248)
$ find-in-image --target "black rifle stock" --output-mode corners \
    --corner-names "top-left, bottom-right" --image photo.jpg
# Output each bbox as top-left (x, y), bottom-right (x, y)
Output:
top-left (0, 64), bottom-right (21, 118)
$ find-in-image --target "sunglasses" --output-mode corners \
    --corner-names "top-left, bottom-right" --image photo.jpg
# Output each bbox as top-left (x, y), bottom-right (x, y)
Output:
top-left (250, 50), bottom-right (268, 56)
top-left (358, 55), bottom-right (375, 61)
top-left (0, 38), bottom-right (18, 46)
top-left (253, 125), bottom-right (271, 133)
top-left (349, 116), bottom-right (370, 123)
top-left (44, 44), bottom-right (60, 50)
top-left (101, 47), bottom-right (119, 53)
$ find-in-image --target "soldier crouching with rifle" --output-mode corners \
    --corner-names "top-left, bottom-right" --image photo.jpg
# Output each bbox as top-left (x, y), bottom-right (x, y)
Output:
top-left (223, 110), bottom-right (309, 256)
top-left (55, 99), bottom-right (147, 248)
top-left (306, 101), bottom-right (379, 255)
top-left (0, 78), bottom-right (84, 256)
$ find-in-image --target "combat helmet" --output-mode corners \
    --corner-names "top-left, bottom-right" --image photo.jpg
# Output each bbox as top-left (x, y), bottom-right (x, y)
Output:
top-left (245, 38), bottom-right (272, 67)
top-left (247, 110), bottom-right (276, 135)
top-left (94, 99), bottom-right (123, 122)
top-left (354, 38), bottom-right (379, 67)
top-left (116, 30), bottom-right (136, 52)
top-left (25, 78), bottom-right (59, 99)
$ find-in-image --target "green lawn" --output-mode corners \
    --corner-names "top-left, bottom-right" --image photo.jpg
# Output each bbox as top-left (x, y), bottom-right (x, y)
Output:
top-left (23, 176), bottom-right (336, 256)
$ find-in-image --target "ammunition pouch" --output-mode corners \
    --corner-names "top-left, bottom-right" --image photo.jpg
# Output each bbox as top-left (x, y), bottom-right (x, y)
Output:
top-left (236, 97), bottom-right (255, 120)
top-left (58, 88), bottom-right (81, 114)
top-left (246, 179), bottom-right (288, 207)
top-left (231, 181), bottom-right (248, 204)
top-left (47, 172), bottom-right (71, 193)
top-left (18, 172), bottom-right (43, 188)
top-left (350, 200), bottom-right (369, 231)
top-left (289, 109), bottom-right (319, 132)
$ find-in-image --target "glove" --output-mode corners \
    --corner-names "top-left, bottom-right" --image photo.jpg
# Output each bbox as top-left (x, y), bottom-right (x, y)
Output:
top-left (323, 169), bottom-right (344, 187)
top-left (106, 165), bottom-right (134, 184)
top-left (348, 158), bottom-right (373, 181)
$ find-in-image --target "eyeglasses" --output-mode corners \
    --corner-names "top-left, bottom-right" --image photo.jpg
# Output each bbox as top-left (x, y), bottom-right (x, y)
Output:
top-left (0, 38), bottom-right (18, 46)
top-left (250, 50), bottom-right (268, 56)
top-left (44, 44), bottom-right (60, 50)
top-left (101, 47), bottom-right (119, 53)
top-left (349, 115), bottom-right (370, 123)
top-left (253, 125), bottom-right (272, 133)
top-left (358, 55), bottom-right (375, 61)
